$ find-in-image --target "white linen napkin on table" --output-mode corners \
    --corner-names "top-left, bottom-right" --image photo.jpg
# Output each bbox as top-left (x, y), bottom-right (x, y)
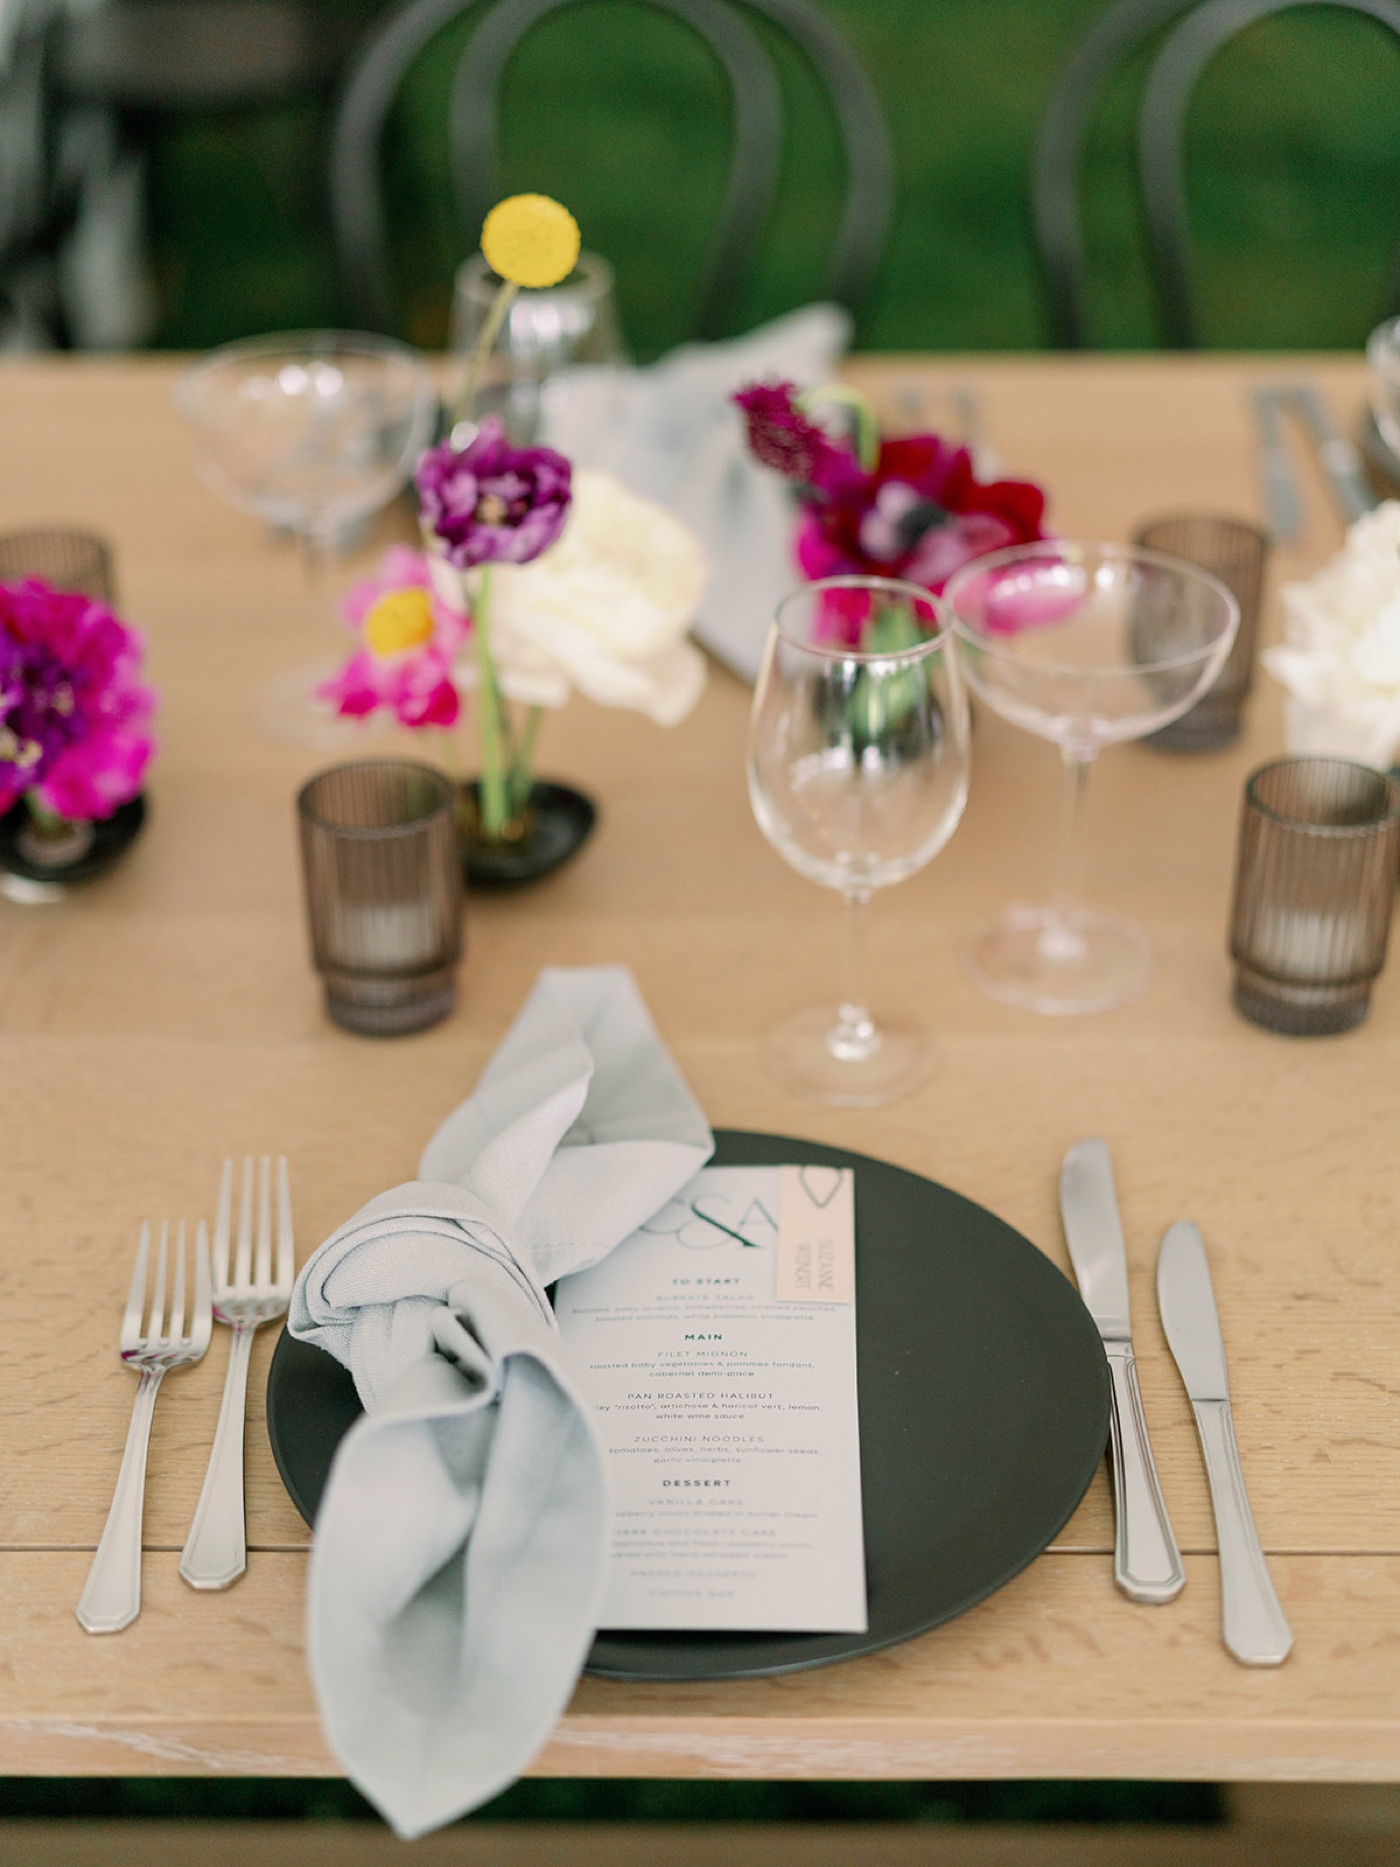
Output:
top-left (288, 965), bottom-right (713, 1839)
top-left (538, 302), bottom-right (852, 682)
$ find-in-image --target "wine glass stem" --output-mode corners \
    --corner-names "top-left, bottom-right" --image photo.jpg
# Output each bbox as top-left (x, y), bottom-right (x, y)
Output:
top-left (1047, 745), bottom-right (1097, 953)
top-left (830, 887), bottom-right (880, 1062)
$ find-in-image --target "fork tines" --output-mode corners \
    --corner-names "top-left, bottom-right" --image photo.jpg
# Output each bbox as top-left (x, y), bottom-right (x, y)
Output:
top-left (123, 1219), bottom-right (213, 1357)
top-left (214, 1156), bottom-right (293, 1297)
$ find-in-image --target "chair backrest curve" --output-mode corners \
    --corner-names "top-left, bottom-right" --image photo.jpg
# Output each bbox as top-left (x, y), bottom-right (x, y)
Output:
top-left (1139, 0), bottom-right (1400, 346)
top-left (446, 0), bottom-right (781, 343)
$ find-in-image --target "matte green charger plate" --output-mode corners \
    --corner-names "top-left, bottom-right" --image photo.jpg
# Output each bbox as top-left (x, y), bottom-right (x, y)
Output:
top-left (267, 1130), bottom-right (1110, 1681)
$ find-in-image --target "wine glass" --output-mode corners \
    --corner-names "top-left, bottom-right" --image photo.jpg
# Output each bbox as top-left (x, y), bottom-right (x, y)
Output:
top-left (747, 576), bottom-right (971, 1107)
top-left (450, 252), bottom-right (626, 445)
top-left (177, 331), bottom-right (438, 748)
top-left (944, 541), bottom-right (1239, 1016)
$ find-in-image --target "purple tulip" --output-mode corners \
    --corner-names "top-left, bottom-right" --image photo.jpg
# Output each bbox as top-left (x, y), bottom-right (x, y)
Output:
top-left (415, 417), bottom-right (572, 570)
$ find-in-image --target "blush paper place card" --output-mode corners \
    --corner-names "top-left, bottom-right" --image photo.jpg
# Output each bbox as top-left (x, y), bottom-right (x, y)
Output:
top-left (554, 1165), bottom-right (867, 1633)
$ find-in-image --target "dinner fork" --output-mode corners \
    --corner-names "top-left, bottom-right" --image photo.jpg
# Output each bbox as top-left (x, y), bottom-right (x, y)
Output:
top-left (180, 1157), bottom-right (294, 1590)
top-left (77, 1220), bottom-right (213, 1634)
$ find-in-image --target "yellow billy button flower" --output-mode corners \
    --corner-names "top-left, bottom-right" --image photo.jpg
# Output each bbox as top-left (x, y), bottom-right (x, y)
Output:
top-left (481, 194), bottom-right (580, 289)
top-left (364, 588), bottom-right (436, 658)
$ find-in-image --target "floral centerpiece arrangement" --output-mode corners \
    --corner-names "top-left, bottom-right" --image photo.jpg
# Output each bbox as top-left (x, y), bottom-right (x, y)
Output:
top-left (1264, 501), bottom-right (1400, 769)
top-left (320, 194), bottom-right (708, 863)
top-left (0, 575), bottom-right (155, 871)
top-left (733, 380), bottom-right (1050, 638)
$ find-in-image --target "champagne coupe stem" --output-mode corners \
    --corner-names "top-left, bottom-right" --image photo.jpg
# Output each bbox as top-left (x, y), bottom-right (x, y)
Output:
top-left (830, 887), bottom-right (880, 1062)
top-left (1045, 744), bottom-right (1097, 960)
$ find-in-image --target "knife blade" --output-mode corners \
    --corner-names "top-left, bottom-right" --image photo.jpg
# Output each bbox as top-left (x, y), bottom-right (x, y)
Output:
top-left (1060, 1139), bottom-right (1184, 1604)
top-left (1251, 387), bottom-right (1302, 544)
top-left (1282, 385), bottom-right (1377, 527)
top-left (1157, 1221), bottom-right (1293, 1666)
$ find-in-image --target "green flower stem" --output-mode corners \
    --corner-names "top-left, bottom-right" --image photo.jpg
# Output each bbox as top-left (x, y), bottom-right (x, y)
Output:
top-left (473, 565), bottom-right (511, 839)
top-left (23, 794), bottom-right (68, 835)
top-left (798, 383), bottom-right (880, 472)
top-left (507, 706), bottom-right (543, 815)
top-left (450, 280), bottom-right (519, 432)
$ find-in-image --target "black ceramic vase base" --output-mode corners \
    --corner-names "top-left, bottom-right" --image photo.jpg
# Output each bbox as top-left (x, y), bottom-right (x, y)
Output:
top-left (0, 792), bottom-right (146, 888)
top-left (461, 780), bottom-right (595, 888)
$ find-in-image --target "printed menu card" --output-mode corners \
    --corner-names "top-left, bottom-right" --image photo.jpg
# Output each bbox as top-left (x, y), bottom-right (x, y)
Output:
top-left (554, 1164), bottom-right (867, 1632)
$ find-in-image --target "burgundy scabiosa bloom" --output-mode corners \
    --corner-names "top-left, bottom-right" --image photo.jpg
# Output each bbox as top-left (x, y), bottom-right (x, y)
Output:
top-left (733, 381), bottom-right (846, 487)
top-left (415, 417), bottom-right (572, 569)
top-left (0, 578), bottom-right (155, 821)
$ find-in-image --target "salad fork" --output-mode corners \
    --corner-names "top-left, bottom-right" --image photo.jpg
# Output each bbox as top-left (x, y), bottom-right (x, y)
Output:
top-left (180, 1157), bottom-right (294, 1590)
top-left (78, 1219), bottom-right (213, 1634)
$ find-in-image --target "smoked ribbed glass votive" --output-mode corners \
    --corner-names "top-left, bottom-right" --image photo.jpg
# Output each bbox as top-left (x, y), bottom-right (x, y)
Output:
top-left (1132, 514), bottom-right (1269, 750)
top-left (1230, 757), bottom-right (1400, 1036)
top-left (297, 760), bottom-right (463, 1037)
top-left (0, 527), bottom-right (115, 602)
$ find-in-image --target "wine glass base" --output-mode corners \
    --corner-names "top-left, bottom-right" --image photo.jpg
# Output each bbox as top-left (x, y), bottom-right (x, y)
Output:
top-left (251, 664), bottom-right (395, 753)
top-left (762, 1008), bottom-right (935, 1108)
top-left (969, 906), bottom-right (1151, 1016)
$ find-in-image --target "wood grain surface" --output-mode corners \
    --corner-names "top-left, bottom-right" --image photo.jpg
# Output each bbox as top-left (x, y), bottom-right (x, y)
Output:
top-left (0, 354), bottom-right (1395, 1779)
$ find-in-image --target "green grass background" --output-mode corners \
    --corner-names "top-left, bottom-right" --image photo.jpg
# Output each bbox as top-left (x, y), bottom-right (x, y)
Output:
top-left (144, 0), bottom-right (1400, 356)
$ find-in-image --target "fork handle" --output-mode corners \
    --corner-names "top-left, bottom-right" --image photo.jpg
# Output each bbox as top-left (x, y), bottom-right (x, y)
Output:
top-left (77, 1369), bottom-right (163, 1634)
top-left (180, 1320), bottom-right (255, 1590)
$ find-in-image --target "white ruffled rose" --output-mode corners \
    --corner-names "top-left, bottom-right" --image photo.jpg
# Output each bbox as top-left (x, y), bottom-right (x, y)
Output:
top-left (1264, 501), bottom-right (1400, 767)
top-left (430, 469), bottom-right (709, 726)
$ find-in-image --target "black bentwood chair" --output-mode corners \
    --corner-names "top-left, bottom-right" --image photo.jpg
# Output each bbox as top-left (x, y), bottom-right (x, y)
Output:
top-left (1034, 0), bottom-right (1400, 348)
top-left (328, 0), bottom-right (894, 341)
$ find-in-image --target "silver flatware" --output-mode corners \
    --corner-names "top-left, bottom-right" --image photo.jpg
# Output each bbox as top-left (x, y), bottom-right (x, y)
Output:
top-left (1251, 387), bottom-right (1301, 544)
top-left (1281, 384), bottom-right (1376, 526)
top-left (1157, 1220), bottom-right (1293, 1666)
top-left (180, 1156), bottom-right (295, 1590)
top-left (1061, 1138), bottom-right (1185, 1604)
top-left (78, 1219), bottom-right (212, 1634)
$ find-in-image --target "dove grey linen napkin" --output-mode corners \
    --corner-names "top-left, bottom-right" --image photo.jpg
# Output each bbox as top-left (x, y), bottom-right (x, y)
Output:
top-left (288, 965), bottom-right (713, 1838)
top-left (538, 303), bottom-right (851, 682)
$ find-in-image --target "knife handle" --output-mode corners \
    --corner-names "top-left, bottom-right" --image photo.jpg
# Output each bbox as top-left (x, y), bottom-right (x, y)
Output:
top-left (1191, 1398), bottom-right (1293, 1666)
top-left (1105, 1342), bottom-right (1185, 1603)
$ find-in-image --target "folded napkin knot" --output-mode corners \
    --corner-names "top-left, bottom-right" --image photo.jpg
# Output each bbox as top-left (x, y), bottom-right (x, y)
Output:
top-left (288, 966), bottom-right (712, 1838)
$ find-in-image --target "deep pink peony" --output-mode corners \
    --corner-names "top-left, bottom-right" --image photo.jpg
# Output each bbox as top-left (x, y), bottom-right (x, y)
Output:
top-left (0, 577), bottom-right (155, 821)
top-left (415, 417), bottom-right (571, 570)
top-left (318, 547), bottom-right (468, 730)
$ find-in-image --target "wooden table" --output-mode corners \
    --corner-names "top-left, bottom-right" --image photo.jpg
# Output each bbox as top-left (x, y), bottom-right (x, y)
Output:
top-left (0, 352), bottom-right (1395, 1786)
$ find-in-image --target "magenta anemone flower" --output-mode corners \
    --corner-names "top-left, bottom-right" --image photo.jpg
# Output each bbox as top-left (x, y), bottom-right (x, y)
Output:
top-left (318, 547), bottom-right (468, 729)
top-left (0, 577), bottom-right (155, 821)
top-left (415, 417), bottom-right (572, 570)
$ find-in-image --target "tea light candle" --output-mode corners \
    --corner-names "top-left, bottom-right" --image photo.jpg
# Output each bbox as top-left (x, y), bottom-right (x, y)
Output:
top-left (337, 900), bottom-right (439, 970)
top-left (1249, 903), bottom-right (1370, 980)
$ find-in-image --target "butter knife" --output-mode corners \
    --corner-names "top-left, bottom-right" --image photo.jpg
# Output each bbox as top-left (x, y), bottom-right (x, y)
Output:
top-left (1061, 1139), bottom-right (1185, 1603)
top-left (1157, 1221), bottom-right (1293, 1666)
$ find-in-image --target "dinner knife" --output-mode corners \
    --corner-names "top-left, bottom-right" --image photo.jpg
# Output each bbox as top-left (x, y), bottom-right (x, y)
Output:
top-left (1157, 1221), bottom-right (1293, 1667)
top-left (1281, 385), bottom-right (1377, 527)
top-left (1251, 388), bottom-right (1302, 544)
top-left (1060, 1139), bottom-right (1185, 1604)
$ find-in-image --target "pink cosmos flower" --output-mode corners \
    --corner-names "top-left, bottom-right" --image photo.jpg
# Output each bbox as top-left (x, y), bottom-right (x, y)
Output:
top-left (0, 577), bottom-right (155, 821)
top-left (318, 547), bottom-right (468, 729)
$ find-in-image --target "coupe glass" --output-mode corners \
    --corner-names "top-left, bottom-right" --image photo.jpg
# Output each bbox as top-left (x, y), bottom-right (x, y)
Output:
top-left (945, 541), bottom-right (1238, 1016)
top-left (177, 331), bottom-right (438, 748)
top-left (748, 576), bottom-right (971, 1106)
top-left (450, 252), bottom-right (626, 445)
